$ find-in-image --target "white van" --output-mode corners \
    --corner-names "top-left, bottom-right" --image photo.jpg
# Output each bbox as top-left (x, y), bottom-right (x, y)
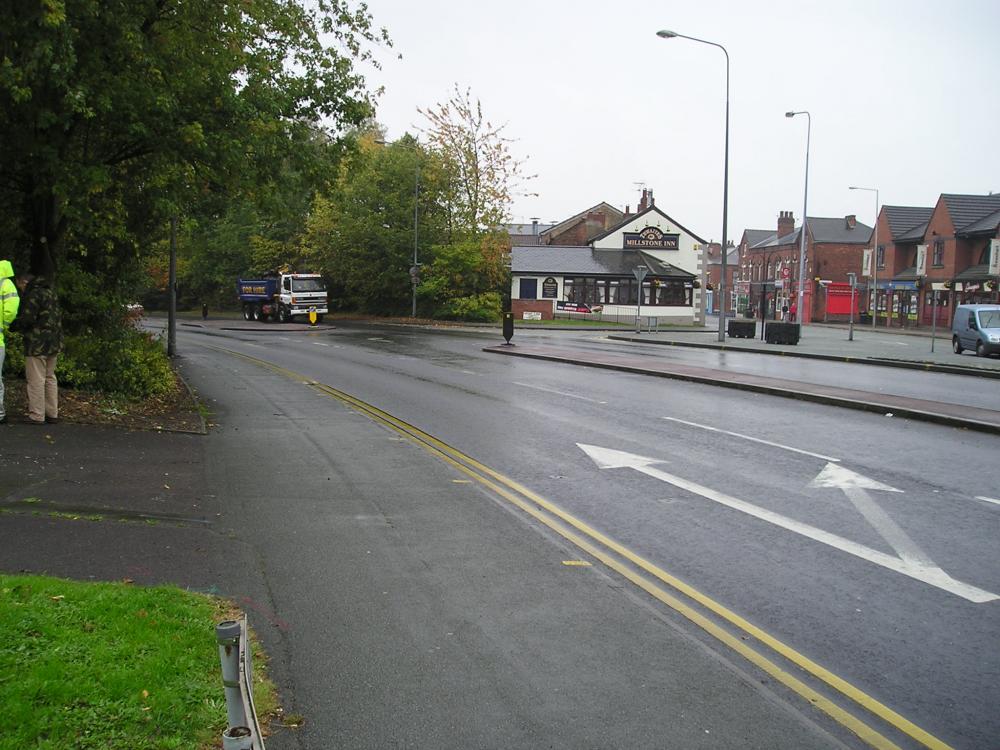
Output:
top-left (951, 304), bottom-right (1000, 357)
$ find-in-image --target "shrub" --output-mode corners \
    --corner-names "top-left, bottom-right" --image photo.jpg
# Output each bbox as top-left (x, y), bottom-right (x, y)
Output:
top-left (436, 292), bottom-right (502, 322)
top-left (3, 321), bottom-right (173, 401)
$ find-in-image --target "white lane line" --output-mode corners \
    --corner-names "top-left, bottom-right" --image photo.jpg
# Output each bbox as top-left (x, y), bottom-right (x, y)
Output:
top-left (976, 496), bottom-right (1000, 506)
top-left (312, 341), bottom-right (330, 347)
top-left (461, 370), bottom-right (479, 376)
top-left (514, 381), bottom-right (607, 404)
top-left (663, 417), bottom-right (840, 462)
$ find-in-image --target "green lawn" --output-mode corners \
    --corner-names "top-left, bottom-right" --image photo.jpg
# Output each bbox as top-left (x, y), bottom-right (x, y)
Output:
top-left (0, 574), bottom-right (274, 749)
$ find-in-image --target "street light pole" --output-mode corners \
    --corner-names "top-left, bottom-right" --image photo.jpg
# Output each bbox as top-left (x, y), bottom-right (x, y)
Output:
top-left (850, 185), bottom-right (879, 328)
top-left (657, 29), bottom-right (730, 342)
top-left (786, 111), bottom-right (810, 330)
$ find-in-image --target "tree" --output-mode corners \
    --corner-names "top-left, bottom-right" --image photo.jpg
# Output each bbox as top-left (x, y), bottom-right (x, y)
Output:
top-left (301, 131), bottom-right (450, 314)
top-left (0, 0), bottom-right (389, 278)
top-left (419, 85), bottom-right (534, 234)
top-left (417, 85), bottom-right (534, 318)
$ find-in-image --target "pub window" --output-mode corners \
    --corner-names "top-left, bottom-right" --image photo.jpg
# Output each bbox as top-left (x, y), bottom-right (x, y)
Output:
top-left (932, 239), bottom-right (944, 266)
top-left (608, 279), bottom-right (622, 304)
top-left (518, 278), bottom-right (537, 300)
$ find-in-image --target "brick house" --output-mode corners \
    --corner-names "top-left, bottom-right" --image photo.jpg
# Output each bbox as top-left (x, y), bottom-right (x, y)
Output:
top-left (704, 241), bottom-right (738, 316)
top-left (539, 202), bottom-right (625, 246)
top-left (738, 211), bottom-right (872, 323)
top-left (865, 194), bottom-right (1000, 327)
top-left (870, 205), bottom-right (934, 327)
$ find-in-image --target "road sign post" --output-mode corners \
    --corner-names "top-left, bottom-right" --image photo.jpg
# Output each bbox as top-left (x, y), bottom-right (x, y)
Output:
top-left (633, 267), bottom-right (648, 333)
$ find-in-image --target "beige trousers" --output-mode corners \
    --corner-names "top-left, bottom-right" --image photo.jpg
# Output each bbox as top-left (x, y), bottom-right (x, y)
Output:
top-left (25, 354), bottom-right (58, 423)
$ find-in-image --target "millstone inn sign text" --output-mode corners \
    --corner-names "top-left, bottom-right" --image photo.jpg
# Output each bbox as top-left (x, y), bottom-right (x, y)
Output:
top-left (622, 226), bottom-right (679, 250)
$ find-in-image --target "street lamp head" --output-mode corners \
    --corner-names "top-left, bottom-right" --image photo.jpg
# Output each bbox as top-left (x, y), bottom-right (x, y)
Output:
top-left (785, 111), bottom-right (796, 118)
top-left (656, 29), bottom-right (678, 38)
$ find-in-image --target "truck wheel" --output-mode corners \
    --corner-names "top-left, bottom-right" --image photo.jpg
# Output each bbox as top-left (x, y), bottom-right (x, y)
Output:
top-left (952, 336), bottom-right (963, 354)
top-left (252, 305), bottom-right (262, 322)
top-left (278, 305), bottom-right (290, 323)
top-left (243, 305), bottom-right (252, 321)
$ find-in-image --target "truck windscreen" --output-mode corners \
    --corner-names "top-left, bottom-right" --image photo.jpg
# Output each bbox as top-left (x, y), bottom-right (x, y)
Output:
top-left (291, 279), bottom-right (325, 292)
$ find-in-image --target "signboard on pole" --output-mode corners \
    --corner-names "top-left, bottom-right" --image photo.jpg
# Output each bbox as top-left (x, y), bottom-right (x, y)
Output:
top-left (862, 249), bottom-right (873, 277)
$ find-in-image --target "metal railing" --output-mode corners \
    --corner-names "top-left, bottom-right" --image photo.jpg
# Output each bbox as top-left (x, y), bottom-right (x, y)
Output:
top-left (216, 615), bottom-right (265, 749)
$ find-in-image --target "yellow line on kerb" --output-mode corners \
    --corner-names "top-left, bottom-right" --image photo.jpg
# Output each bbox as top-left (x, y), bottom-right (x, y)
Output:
top-left (210, 344), bottom-right (952, 750)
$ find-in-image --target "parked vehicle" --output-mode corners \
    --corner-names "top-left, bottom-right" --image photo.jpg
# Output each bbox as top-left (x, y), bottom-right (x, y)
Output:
top-left (951, 303), bottom-right (1000, 357)
top-left (236, 272), bottom-right (328, 324)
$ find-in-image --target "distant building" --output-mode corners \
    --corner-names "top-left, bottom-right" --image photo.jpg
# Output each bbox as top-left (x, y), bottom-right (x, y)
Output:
top-left (501, 219), bottom-right (557, 247)
top-left (869, 193), bottom-right (1000, 327)
top-left (737, 211), bottom-right (872, 323)
top-left (510, 191), bottom-right (707, 324)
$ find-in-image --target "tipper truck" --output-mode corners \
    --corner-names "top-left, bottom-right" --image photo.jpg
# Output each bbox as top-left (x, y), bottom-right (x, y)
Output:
top-left (237, 272), bottom-right (328, 323)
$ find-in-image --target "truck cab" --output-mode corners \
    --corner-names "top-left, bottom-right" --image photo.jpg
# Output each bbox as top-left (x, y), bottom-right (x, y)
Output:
top-left (277, 274), bottom-right (328, 323)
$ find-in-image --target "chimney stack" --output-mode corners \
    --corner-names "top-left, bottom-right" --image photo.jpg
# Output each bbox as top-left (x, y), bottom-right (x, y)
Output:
top-left (845, 214), bottom-right (857, 230)
top-left (638, 189), bottom-right (649, 212)
top-left (777, 210), bottom-right (795, 238)
top-left (531, 217), bottom-right (539, 236)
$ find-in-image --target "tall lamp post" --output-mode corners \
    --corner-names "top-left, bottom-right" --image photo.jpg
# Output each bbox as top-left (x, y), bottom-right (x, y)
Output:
top-left (849, 185), bottom-right (879, 328)
top-left (657, 29), bottom-right (730, 342)
top-left (785, 111), bottom-right (810, 329)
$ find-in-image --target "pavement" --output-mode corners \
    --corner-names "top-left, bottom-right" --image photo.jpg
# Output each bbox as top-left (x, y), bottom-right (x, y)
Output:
top-left (485, 317), bottom-right (1000, 434)
top-left (1, 317), bottom-right (998, 747)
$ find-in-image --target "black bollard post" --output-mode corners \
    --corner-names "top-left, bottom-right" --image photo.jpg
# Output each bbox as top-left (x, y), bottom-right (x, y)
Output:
top-left (502, 311), bottom-right (514, 345)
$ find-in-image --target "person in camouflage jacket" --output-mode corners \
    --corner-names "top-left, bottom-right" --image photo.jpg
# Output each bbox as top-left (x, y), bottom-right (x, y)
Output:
top-left (10, 273), bottom-right (62, 424)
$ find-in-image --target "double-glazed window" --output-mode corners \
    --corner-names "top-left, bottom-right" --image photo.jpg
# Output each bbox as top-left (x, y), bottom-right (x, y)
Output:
top-left (876, 244), bottom-right (886, 269)
top-left (563, 277), bottom-right (692, 306)
top-left (932, 239), bottom-right (945, 267)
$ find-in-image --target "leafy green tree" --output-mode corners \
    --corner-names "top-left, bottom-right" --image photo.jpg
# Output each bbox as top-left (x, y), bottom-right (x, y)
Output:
top-left (0, 0), bottom-right (388, 277)
top-left (302, 132), bottom-right (450, 314)
top-left (0, 0), bottom-right (388, 396)
top-left (418, 86), bottom-right (534, 319)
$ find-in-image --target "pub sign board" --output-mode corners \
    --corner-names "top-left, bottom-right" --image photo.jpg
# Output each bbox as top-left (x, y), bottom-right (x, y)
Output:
top-left (557, 301), bottom-right (602, 314)
top-left (623, 226), bottom-right (679, 250)
top-left (542, 276), bottom-right (558, 298)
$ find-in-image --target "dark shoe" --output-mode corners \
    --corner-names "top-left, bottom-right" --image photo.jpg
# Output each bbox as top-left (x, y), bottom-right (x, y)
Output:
top-left (45, 417), bottom-right (60, 424)
top-left (27, 419), bottom-right (45, 425)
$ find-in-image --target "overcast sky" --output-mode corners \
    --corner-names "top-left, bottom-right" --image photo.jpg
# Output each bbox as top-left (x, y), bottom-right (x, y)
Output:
top-left (359, 0), bottom-right (1000, 243)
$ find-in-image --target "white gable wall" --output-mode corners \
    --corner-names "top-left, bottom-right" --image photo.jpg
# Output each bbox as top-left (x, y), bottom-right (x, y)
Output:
top-left (591, 210), bottom-right (706, 325)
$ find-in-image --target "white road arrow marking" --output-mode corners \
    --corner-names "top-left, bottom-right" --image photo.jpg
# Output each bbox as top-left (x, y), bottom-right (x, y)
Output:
top-left (578, 444), bottom-right (997, 603)
top-left (811, 463), bottom-right (934, 567)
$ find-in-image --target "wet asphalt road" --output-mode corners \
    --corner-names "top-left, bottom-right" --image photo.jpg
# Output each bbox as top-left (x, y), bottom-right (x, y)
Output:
top-left (166, 319), bottom-right (1000, 749)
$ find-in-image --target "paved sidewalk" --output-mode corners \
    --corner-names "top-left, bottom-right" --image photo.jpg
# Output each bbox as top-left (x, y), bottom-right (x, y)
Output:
top-left (614, 318), bottom-right (1000, 376)
top-left (488, 320), bottom-right (1000, 434)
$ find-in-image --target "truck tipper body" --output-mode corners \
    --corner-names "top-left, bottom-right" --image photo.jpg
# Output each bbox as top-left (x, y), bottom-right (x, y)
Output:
top-left (236, 272), bottom-right (328, 323)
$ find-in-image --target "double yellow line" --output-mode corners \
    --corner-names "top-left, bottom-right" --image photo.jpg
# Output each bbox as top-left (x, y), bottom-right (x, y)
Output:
top-left (213, 344), bottom-right (951, 750)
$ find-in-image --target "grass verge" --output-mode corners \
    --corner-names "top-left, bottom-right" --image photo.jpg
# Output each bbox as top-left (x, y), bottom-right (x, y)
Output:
top-left (0, 574), bottom-right (276, 749)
